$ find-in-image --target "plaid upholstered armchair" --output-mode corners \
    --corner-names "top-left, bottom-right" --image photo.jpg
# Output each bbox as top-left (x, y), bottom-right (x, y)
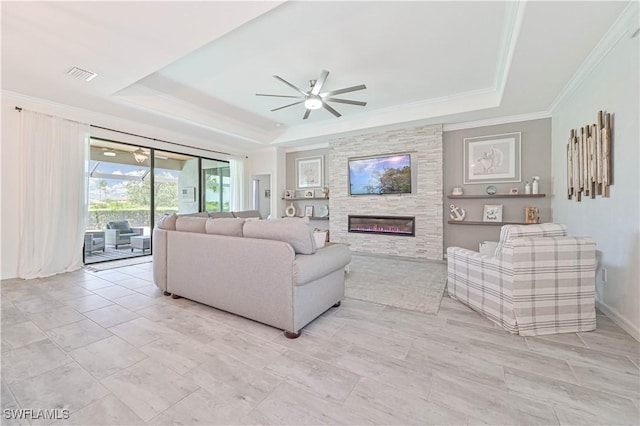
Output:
top-left (446, 223), bottom-right (596, 336)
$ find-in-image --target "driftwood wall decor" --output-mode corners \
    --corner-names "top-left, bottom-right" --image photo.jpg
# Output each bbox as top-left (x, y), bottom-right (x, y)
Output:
top-left (567, 110), bottom-right (612, 201)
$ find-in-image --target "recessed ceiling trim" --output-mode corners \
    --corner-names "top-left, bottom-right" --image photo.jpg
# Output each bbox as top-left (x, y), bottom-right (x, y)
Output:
top-left (442, 110), bottom-right (551, 132)
top-left (548, 1), bottom-right (638, 113)
top-left (494, 1), bottom-right (527, 100)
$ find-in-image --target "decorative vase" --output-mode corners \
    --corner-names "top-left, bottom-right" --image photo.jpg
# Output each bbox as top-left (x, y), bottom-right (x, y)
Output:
top-left (532, 180), bottom-right (539, 195)
top-left (285, 203), bottom-right (296, 217)
top-left (524, 181), bottom-right (531, 194)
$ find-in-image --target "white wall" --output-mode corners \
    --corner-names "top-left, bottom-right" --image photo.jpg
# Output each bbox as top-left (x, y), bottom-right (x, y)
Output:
top-left (245, 147), bottom-right (285, 218)
top-left (550, 14), bottom-right (639, 339)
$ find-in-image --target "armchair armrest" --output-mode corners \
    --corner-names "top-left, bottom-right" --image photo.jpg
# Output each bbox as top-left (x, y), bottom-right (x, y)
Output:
top-left (105, 229), bottom-right (121, 246)
top-left (131, 227), bottom-right (144, 236)
top-left (447, 246), bottom-right (517, 332)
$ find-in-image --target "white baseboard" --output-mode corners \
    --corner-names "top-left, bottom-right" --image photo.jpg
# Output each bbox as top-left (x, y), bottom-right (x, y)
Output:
top-left (596, 300), bottom-right (640, 342)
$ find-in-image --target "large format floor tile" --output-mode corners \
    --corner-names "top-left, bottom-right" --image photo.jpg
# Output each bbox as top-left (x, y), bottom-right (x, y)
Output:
top-left (1, 256), bottom-right (639, 426)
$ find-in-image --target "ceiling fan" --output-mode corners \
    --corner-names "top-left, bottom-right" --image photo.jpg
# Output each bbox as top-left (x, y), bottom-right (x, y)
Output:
top-left (256, 69), bottom-right (367, 119)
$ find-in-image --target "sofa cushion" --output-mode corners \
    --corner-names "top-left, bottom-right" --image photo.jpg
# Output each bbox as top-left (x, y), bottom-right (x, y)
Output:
top-left (205, 218), bottom-right (245, 237)
top-left (243, 217), bottom-right (316, 254)
top-left (157, 213), bottom-right (177, 231)
top-left (232, 210), bottom-right (261, 219)
top-left (209, 211), bottom-right (235, 219)
top-left (175, 216), bottom-right (208, 233)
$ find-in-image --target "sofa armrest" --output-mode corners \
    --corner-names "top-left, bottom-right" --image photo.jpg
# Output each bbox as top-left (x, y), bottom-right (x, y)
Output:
top-left (131, 227), bottom-right (144, 236)
top-left (293, 244), bottom-right (351, 286)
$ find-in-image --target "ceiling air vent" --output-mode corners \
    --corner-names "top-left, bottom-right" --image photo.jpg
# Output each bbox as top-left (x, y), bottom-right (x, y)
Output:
top-left (66, 67), bottom-right (98, 82)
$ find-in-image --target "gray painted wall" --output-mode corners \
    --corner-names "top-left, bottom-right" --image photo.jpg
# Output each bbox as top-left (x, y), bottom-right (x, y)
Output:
top-left (443, 118), bottom-right (552, 251)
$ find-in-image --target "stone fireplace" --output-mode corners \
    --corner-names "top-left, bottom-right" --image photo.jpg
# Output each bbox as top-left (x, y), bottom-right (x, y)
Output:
top-left (348, 215), bottom-right (415, 237)
top-left (328, 124), bottom-right (443, 260)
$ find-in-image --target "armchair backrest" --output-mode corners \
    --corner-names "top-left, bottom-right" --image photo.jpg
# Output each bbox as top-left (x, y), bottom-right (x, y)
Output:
top-left (494, 223), bottom-right (567, 259)
top-left (107, 220), bottom-right (132, 232)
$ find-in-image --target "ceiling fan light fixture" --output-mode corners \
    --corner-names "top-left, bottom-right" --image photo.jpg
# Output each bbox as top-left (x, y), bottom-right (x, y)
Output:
top-left (103, 151), bottom-right (116, 157)
top-left (304, 96), bottom-right (323, 110)
top-left (133, 148), bottom-right (148, 163)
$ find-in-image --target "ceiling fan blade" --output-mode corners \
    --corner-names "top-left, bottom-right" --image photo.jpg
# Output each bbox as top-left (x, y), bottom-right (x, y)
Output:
top-left (321, 84), bottom-right (367, 97)
top-left (303, 109), bottom-right (311, 120)
top-left (273, 75), bottom-right (308, 96)
top-left (271, 100), bottom-right (305, 112)
top-left (256, 93), bottom-right (303, 99)
top-left (311, 69), bottom-right (330, 95)
top-left (322, 102), bottom-right (342, 118)
top-left (324, 98), bottom-right (367, 107)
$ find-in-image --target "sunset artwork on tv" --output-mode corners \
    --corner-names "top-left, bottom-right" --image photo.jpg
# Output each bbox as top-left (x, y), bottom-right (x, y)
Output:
top-left (348, 153), bottom-right (412, 195)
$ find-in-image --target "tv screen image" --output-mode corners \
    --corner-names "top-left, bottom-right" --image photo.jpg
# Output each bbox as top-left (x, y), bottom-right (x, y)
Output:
top-left (349, 153), bottom-right (412, 195)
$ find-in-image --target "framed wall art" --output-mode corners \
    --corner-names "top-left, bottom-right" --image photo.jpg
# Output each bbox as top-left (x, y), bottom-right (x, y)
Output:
top-left (483, 204), bottom-right (503, 222)
top-left (464, 132), bottom-right (521, 184)
top-left (296, 156), bottom-right (323, 189)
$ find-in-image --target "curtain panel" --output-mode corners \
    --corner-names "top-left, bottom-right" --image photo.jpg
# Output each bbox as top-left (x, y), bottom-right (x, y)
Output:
top-left (17, 110), bottom-right (89, 279)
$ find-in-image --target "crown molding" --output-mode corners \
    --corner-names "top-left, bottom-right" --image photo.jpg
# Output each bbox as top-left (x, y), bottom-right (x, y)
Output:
top-left (494, 1), bottom-right (527, 101)
top-left (548, 1), bottom-right (639, 113)
top-left (442, 110), bottom-right (551, 132)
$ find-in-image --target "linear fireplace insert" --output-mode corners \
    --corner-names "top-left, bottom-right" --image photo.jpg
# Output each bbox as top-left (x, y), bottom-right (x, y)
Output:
top-left (348, 215), bottom-right (415, 237)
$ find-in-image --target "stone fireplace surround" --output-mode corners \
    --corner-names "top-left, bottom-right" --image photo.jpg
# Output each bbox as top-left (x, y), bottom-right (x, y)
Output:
top-left (329, 124), bottom-right (443, 260)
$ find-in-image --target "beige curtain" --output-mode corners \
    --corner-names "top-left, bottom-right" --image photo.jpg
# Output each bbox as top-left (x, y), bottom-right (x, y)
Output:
top-left (17, 110), bottom-right (89, 278)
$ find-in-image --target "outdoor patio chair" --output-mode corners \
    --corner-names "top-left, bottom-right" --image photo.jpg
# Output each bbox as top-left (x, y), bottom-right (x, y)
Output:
top-left (84, 231), bottom-right (105, 255)
top-left (105, 220), bottom-right (144, 249)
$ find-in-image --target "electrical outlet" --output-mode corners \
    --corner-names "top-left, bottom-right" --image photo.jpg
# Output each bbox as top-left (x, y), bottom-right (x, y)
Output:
top-left (601, 268), bottom-right (608, 283)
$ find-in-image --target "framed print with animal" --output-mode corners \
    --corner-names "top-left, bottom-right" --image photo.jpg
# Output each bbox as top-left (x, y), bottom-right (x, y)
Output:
top-left (463, 132), bottom-right (521, 184)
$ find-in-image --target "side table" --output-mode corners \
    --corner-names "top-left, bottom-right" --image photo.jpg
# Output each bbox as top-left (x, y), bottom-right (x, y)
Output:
top-left (131, 235), bottom-right (151, 253)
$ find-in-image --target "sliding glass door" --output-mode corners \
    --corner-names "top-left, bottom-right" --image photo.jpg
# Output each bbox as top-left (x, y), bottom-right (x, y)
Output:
top-left (202, 159), bottom-right (230, 212)
top-left (86, 139), bottom-right (231, 265)
top-left (153, 150), bottom-right (199, 225)
top-left (86, 140), bottom-right (151, 264)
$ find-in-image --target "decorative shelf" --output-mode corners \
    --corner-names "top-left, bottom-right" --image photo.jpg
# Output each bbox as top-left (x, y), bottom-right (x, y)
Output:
top-left (447, 194), bottom-right (546, 199)
top-left (447, 220), bottom-right (532, 226)
top-left (281, 197), bottom-right (329, 201)
top-left (282, 216), bottom-right (329, 220)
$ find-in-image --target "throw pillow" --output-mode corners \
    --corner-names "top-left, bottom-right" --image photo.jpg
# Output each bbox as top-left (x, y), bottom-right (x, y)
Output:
top-left (175, 216), bottom-right (208, 234)
top-left (157, 213), bottom-right (177, 231)
top-left (205, 218), bottom-right (245, 237)
top-left (243, 217), bottom-right (316, 254)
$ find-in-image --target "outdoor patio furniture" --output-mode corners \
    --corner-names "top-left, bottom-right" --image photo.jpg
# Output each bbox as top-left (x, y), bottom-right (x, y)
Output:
top-left (84, 231), bottom-right (105, 255)
top-left (105, 220), bottom-right (144, 248)
top-left (131, 235), bottom-right (151, 253)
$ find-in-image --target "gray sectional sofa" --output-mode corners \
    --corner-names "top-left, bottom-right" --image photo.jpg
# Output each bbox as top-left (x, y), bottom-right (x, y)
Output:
top-left (152, 213), bottom-right (351, 338)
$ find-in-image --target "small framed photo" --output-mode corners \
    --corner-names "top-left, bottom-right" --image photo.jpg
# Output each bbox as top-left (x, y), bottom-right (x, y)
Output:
top-left (304, 190), bottom-right (314, 198)
top-left (483, 204), bottom-right (503, 222)
top-left (304, 205), bottom-right (314, 217)
top-left (284, 189), bottom-right (294, 199)
top-left (509, 187), bottom-right (519, 195)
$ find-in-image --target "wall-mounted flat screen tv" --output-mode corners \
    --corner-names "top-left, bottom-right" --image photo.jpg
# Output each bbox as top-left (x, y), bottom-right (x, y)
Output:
top-left (348, 153), bottom-right (412, 195)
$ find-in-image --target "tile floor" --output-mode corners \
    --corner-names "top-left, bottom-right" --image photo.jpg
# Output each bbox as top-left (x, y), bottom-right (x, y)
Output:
top-left (1, 261), bottom-right (639, 425)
